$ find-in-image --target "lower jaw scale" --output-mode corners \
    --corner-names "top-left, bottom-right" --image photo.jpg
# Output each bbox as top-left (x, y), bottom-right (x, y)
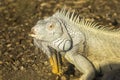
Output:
top-left (29, 34), bottom-right (36, 37)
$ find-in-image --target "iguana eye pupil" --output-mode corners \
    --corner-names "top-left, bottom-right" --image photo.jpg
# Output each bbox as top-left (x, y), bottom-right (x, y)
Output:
top-left (50, 25), bottom-right (53, 28)
top-left (48, 24), bottom-right (54, 30)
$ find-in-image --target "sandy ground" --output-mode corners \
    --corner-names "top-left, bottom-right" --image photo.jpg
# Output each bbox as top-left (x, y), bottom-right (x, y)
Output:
top-left (0, 0), bottom-right (120, 80)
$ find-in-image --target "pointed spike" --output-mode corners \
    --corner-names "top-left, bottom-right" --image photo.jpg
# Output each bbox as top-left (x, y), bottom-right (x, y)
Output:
top-left (75, 15), bottom-right (79, 22)
top-left (56, 8), bottom-right (120, 33)
top-left (91, 22), bottom-right (97, 28)
top-left (76, 16), bottom-right (80, 23)
top-left (73, 15), bottom-right (77, 22)
top-left (60, 8), bottom-right (63, 13)
top-left (62, 7), bottom-right (67, 15)
top-left (76, 17), bottom-right (79, 23)
top-left (60, 7), bottom-right (65, 14)
top-left (87, 21), bottom-right (92, 28)
top-left (81, 18), bottom-right (84, 25)
top-left (70, 11), bottom-right (75, 21)
top-left (66, 10), bottom-right (70, 18)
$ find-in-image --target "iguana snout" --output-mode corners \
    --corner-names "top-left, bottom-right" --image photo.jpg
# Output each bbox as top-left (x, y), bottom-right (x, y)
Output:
top-left (30, 18), bottom-right (64, 42)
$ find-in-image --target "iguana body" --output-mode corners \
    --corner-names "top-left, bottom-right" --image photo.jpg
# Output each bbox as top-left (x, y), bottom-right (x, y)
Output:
top-left (30, 8), bottom-right (120, 80)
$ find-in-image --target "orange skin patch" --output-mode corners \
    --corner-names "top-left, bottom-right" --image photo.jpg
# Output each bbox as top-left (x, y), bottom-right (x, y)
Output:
top-left (49, 53), bottom-right (62, 75)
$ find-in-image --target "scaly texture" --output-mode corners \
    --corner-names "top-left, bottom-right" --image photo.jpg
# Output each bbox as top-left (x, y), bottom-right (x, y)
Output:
top-left (30, 8), bottom-right (120, 80)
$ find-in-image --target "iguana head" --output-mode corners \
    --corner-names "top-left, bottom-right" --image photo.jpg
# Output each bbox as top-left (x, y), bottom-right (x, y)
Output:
top-left (30, 17), bottom-right (63, 42)
top-left (30, 16), bottom-right (72, 51)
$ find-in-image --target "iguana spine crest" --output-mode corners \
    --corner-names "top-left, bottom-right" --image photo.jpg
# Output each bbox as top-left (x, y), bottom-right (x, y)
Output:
top-left (55, 8), bottom-right (120, 36)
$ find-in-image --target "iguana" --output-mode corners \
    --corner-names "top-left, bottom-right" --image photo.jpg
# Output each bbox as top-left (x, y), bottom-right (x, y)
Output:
top-left (29, 8), bottom-right (120, 80)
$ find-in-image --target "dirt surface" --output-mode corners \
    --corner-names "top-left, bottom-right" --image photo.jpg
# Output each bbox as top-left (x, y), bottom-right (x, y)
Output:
top-left (0, 0), bottom-right (120, 80)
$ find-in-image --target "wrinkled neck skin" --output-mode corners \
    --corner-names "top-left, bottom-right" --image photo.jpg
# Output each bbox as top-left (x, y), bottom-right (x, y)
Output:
top-left (33, 38), bottom-right (52, 57)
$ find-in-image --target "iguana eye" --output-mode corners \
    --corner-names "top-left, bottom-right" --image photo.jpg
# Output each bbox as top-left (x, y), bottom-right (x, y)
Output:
top-left (47, 24), bottom-right (55, 30)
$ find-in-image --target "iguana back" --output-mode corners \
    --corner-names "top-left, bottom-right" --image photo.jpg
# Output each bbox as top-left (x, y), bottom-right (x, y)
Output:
top-left (55, 9), bottom-right (120, 74)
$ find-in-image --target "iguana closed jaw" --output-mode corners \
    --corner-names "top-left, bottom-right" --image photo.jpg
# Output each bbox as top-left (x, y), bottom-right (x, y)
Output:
top-left (29, 27), bottom-right (37, 38)
top-left (29, 27), bottom-right (44, 40)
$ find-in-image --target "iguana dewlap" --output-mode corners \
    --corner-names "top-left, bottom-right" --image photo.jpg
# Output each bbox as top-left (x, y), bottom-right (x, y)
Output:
top-left (30, 8), bottom-right (120, 80)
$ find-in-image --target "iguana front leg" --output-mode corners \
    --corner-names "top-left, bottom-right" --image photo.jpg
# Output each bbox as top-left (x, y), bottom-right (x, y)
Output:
top-left (64, 46), bottom-right (95, 80)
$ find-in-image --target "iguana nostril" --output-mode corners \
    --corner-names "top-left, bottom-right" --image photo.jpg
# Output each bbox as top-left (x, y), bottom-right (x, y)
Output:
top-left (30, 28), bottom-right (36, 35)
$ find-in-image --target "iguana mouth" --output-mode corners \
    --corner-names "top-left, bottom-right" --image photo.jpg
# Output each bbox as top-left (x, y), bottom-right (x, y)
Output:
top-left (29, 33), bottom-right (34, 36)
top-left (29, 33), bottom-right (36, 37)
top-left (29, 28), bottom-right (36, 37)
top-left (29, 32), bottom-right (49, 43)
top-left (29, 27), bottom-right (38, 37)
top-left (29, 30), bottom-right (44, 40)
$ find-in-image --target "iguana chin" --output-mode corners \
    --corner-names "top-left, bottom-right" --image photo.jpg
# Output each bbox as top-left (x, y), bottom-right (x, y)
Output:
top-left (30, 8), bottom-right (120, 80)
